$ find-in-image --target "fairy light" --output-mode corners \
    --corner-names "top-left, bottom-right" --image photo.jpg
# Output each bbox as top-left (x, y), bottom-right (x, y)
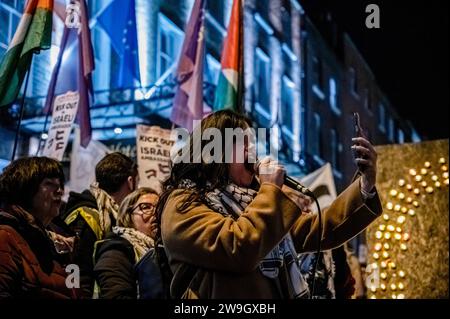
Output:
top-left (421, 181), bottom-right (427, 188)
top-left (420, 168), bottom-right (428, 175)
top-left (426, 186), bottom-right (434, 194)
top-left (424, 162), bottom-right (431, 168)
top-left (413, 188), bottom-right (420, 195)
top-left (408, 209), bottom-right (415, 216)
top-left (380, 283), bottom-right (386, 291)
top-left (373, 252), bottom-right (380, 260)
top-left (380, 272), bottom-right (387, 280)
top-left (415, 175), bottom-right (422, 182)
top-left (382, 251), bottom-right (389, 259)
top-left (397, 216), bottom-right (406, 224)
top-left (396, 227), bottom-right (402, 233)
top-left (390, 283), bottom-right (397, 291)
top-left (399, 270), bottom-right (405, 278)
top-left (398, 179), bottom-right (406, 187)
top-left (445, 179), bottom-right (449, 186)
top-left (398, 193), bottom-right (405, 200)
top-left (383, 214), bottom-right (390, 221)
top-left (400, 243), bottom-right (407, 251)
top-left (383, 243), bottom-right (390, 250)
top-left (394, 204), bottom-right (401, 212)
top-left (379, 224), bottom-right (386, 231)
top-left (431, 175), bottom-right (438, 181)
top-left (439, 157), bottom-right (446, 164)
top-left (441, 165), bottom-right (448, 172)
top-left (398, 283), bottom-right (405, 290)
top-left (409, 169), bottom-right (417, 176)
top-left (394, 233), bottom-right (402, 240)
top-left (406, 184), bottom-right (413, 191)
top-left (390, 189), bottom-right (398, 197)
top-left (443, 172), bottom-right (449, 179)
top-left (413, 201), bottom-right (419, 207)
top-left (387, 225), bottom-right (395, 232)
top-left (402, 233), bottom-right (410, 241)
top-left (384, 232), bottom-right (391, 240)
top-left (375, 231), bottom-right (383, 239)
top-left (380, 261), bottom-right (387, 269)
top-left (406, 197), bottom-right (413, 203)
top-left (386, 202), bottom-right (394, 210)
top-left (397, 294), bottom-right (405, 299)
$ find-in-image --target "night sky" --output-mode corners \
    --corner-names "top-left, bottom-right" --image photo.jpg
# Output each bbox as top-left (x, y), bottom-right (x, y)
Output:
top-left (301, 0), bottom-right (449, 140)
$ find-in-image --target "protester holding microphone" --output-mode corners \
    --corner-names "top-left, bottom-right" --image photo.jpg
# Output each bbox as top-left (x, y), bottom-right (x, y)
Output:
top-left (156, 110), bottom-right (382, 299)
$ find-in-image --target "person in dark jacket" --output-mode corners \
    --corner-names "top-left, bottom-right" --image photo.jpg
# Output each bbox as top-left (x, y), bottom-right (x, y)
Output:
top-left (0, 157), bottom-right (78, 299)
top-left (93, 188), bottom-right (170, 299)
top-left (62, 152), bottom-right (138, 298)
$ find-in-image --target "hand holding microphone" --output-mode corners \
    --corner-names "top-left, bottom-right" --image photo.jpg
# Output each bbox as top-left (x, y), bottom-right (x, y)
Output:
top-left (254, 157), bottom-right (314, 197)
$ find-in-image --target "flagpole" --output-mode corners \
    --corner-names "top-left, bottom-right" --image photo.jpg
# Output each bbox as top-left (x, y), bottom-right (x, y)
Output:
top-left (11, 63), bottom-right (32, 161)
top-left (35, 106), bottom-right (52, 156)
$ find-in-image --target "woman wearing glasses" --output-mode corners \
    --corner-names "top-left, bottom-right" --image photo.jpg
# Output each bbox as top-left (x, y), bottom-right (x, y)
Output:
top-left (93, 187), bottom-right (170, 299)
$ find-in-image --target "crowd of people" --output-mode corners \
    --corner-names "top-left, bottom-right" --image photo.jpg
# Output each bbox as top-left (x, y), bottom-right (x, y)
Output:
top-left (0, 110), bottom-right (382, 299)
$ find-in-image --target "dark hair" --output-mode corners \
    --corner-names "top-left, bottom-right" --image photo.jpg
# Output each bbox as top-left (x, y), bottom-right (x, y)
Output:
top-left (95, 152), bottom-right (137, 194)
top-left (155, 110), bottom-right (252, 243)
top-left (0, 157), bottom-right (65, 210)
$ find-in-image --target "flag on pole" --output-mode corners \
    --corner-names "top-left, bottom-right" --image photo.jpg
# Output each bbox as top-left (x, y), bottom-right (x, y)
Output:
top-left (97, 0), bottom-right (140, 88)
top-left (43, 0), bottom-right (95, 147)
top-left (0, 0), bottom-right (54, 107)
top-left (213, 0), bottom-right (244, 112)
top-left (171, 0), bottom-right (206, 132)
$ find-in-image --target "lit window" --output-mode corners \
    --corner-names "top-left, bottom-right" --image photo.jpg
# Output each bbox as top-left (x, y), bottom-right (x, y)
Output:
top-left (281, 75), bottom-right (295, 134)
top-left (329, 78), bottom-right (340, 115)
top-left (157, 14), bottom-right (184, 79)
top-left (378, 103), bottom-right (386, 133)
top-left (255, 47), bottom-right (271, 124)
top-left (330, 128), bottom-right (340, 170)
top-left (349, 67), bottom-right (358, 95)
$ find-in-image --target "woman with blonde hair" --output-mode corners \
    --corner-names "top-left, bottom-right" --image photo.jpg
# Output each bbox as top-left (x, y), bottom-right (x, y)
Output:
top-left (94, 187), bottom-right (170, 299)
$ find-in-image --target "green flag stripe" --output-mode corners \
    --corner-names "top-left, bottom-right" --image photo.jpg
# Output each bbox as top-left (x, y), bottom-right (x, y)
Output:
top-left (213, 72), bottom-right (238, 111)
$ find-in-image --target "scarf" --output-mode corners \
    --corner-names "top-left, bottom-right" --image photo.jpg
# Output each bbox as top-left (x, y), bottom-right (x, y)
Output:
top-left (112, 226), bottom-right (154, 263)
top-left (179, 179), bottom-right (310, 299)
top-left (90, 183), bottom-right (120, 234)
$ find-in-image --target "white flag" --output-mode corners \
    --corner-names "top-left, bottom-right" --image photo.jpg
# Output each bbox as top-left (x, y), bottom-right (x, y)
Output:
top-left (299, 163), bottom-right (337, 212)
top-left (69, 127), bottom-right (110, 193)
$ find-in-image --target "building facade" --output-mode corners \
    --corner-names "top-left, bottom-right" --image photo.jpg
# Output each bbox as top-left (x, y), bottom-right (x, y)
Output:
top-left (0, 0), bottom-right (420, 190)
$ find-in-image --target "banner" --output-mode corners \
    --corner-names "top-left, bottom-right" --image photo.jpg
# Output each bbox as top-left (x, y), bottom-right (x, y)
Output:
top-left (43, 91), bottom-right (79, 161)
top-left (68, 127), bottom-right (110, 193)
top-left (136, 125), bottom-right (174, 193)
top-left (299, 163), bottom-right (337, 213)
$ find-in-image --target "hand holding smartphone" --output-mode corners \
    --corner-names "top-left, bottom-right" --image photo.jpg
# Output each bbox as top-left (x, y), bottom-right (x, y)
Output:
top-left (352, 112), bottom-right (366, 171)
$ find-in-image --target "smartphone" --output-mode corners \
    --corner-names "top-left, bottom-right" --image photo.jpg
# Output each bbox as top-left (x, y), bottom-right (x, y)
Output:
top-left (352, 112), bottom-right (365, 170)
top-left (353, 112), bottom-right (362, 137)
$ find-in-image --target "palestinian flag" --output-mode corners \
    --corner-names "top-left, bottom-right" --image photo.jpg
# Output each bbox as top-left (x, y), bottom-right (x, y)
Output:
top-left (213, 0), bottom-right (244, 112)
top-left (0, 0), bottom-right (53, 107)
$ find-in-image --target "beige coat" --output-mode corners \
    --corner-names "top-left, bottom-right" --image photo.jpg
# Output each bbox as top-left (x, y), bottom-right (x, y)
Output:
top-left (161, 178), bottom-right (382, 299)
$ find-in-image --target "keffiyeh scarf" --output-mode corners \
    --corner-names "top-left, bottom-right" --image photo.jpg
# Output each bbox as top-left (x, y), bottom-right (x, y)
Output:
top-left (112, 226), bottom-right (154, 262)
top-left (178, 179), bottom-right (310, 298)
top-left (90, 182), bottom-right (120, 234)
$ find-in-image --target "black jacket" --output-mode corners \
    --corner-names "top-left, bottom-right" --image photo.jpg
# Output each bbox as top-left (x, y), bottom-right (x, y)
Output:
top-left (93, 233), bottom-right (170, 299)
top-left (62, 190), bottom-right (99, 298)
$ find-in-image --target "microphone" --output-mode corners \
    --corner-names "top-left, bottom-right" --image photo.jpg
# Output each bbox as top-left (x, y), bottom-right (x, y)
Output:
top-left (253, 159), bottom-right (315, 197)
top-left (284, 175), bottom-right (315, 197)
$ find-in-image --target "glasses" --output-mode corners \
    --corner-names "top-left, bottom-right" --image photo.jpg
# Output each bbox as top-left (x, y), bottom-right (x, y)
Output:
top-left (132, 202), bottom-right (156, 216)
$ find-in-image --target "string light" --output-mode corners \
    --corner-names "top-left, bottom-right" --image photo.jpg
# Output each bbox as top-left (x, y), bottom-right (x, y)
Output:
top-left (394, 233), bottom-right (402, 240)
top-left (421, 181), bottom-right (427, 188)
top-left (398, 271), bottom-right (405, 278)
top-left (406, 197), bottom-right (413, 203)
top-left (379, 224), bottom-right (386, 231)
top-left (375, 231), bottom-right (383, 239)
top-left (409, 169), bottom-right (417, 176)
top-left (397, 294), bottom-right (405, 299)
top-left (426, 186), bottom-right (434, 194)
top-left (386, 202), bottom-right (394, 210)
top-left (420, 168), bottom-right (428, 175)
top-left (384, 232), bottom-right (391, 240)
top-left (406, 184), bottom-right (413, 191)
top-left (431, 175), bottom-right (438, 181)
top-left (402, 233), bottom-right (410, 241)
top-left (383, 243), bottom-right (390, 250)
top-left (401, 207), bottom-right (408, 213)
top-left (424, 162), bottom-right (431, 168)
top-left (398, 283), bottom-right (405, 290)
top-left (412, 201), bottom-right (419, 207)
top-left (394, 204), bottom-right (401, 212)
top-left (398, 179), bottom-right (406, 187)
top-left (380, 272), bottom-right (387, 280)
top-left (408, 209), bottom-right (415, 216)
top-left (397, 216), bottom-right (406, 224)
top-left (396, 227), bottom-right (402, 233)
top-left (398, 193), bottom-right (405, 200)
top-left (390, 189), bottom-right (398, 197)
top-left (387, 225), bottom-right (395, 232)
top-left (374, 243), bottom-right (382, 251)
top-left (383, 214), bottom-right (390, 221)
top-left (439, 157), bottom-right (446, 164)
top-left (415, 175), bottom-right (422, 182)
top-left (382, 251), bottom-right (389, 259)
top-left (443, 172), bottom-right (449, 179)
top-left (441, 165), bottom-right (448, 172)
top-left (400, 243), bottom-right (407, 251)
top-left (413, 188), bottom-right (420, 195)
